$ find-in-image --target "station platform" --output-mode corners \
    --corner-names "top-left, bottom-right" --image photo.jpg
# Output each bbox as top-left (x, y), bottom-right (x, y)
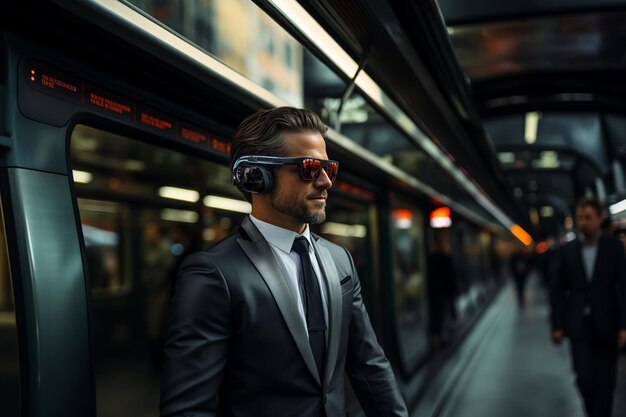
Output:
top-left (412, 274), bottom-right (626, 417)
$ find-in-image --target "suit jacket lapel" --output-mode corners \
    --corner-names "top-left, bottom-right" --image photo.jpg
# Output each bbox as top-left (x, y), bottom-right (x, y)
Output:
top-left (311, 235), bottom-right (341, 390)
top-left (237, 217), bottom-right (321, 386)
top-left (573, 239), bottom-right (589, 285)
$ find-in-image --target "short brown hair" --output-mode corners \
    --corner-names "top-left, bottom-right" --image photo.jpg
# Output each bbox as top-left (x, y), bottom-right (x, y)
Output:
top-left (229, 107), bottom-right (328, 201)
top-left (576, 196), bottom-right (603, 216)
top-left (229, 107), bottom-right (328, 167)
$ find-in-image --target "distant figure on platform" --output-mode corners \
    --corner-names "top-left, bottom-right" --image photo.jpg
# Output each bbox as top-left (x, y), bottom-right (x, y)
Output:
top-left (427, 238), bottom-right (458, 350)
top-left (509, 246), bottom-right (531, 307)
top-left (550, 196), bottom-right (626, 417)
top-left (160, 107), bottom-right (408, 417)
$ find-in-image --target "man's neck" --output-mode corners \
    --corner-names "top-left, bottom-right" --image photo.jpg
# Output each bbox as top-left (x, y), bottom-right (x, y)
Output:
top-left (251, 207), bottom-right (306, 234)
top-left (582, 231), bottom-right (601, 245)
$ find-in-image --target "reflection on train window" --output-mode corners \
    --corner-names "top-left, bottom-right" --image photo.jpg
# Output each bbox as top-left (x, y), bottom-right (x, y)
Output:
top-left (312, 195), bottom-right (373, 304)
top-left (390, 196), bottom-right (428, 371)
top-left (338, 94), bottom-right (416, 160)
top-left (70, 124), bottom-right (248, 417)
top-left (79, 199), bottom-right (123, 295)
top-left (128, 0), bottom-right (305, 106)
top-left (0, 199), bottom-right (20, 417)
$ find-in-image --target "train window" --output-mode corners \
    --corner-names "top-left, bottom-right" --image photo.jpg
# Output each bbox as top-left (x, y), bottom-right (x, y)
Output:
top-left (312, 195), bottom-right (373, 302)
top-left (70, 124), bottom-right (248, 417)
top-left (605, 114), bottom-right (626, 158)
top-left (450, 221), bottom-right (489, 314)
top-left (0, 198), bottom-right (20, 416)
top-left (389, 195), bottom-right (428, 370)
top-left (128, 0), bottom-right (305, 106)
top-left (78, 199), bottom-right (124, 296)
top-left (339, 93), bottom-right (417, 160)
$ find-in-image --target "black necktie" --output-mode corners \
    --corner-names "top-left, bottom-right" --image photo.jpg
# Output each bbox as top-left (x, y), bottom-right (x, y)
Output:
top-left (292, 236), bottom-right (326, 379)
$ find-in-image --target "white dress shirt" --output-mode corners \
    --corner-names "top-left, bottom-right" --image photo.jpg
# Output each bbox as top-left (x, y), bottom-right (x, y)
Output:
top-left (249, 215), bottom-right (329, 336)
top-left (581, 240), bottom-right (599, 282)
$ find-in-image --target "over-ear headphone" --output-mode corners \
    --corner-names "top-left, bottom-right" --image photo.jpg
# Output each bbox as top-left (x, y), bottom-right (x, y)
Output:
top-left (231, 156), bottom-right (275, 194)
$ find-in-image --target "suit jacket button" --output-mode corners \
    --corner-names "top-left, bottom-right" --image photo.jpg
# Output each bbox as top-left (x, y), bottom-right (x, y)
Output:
top-left (324, 394), bottom-right (328, 404)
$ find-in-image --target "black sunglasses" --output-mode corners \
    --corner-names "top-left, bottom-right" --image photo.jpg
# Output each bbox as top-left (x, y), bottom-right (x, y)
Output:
top-left (233, 155), bottom-right (339, 182)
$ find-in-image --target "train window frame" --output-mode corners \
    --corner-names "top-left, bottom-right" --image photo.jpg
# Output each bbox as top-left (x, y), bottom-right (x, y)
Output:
top-left (67, 119), bottom-right (255, 417)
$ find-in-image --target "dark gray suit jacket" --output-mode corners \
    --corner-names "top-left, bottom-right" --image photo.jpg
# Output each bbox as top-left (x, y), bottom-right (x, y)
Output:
top-left (160, 217), bottom-right (408, 417)
top-left (550, 235), bottom-right (626, 341)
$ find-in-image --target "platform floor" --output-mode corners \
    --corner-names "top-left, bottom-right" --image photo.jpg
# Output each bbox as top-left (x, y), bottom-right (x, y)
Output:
top-left (413, 275), bottom-right (626, 417)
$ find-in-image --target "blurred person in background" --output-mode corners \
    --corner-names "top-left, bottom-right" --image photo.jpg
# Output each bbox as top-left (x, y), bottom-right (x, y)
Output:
top-left (509, 246), bottom-right (531, 307)
top-left (427, 236), bottom-right (458, 351)
top-left (550, 196), bottom-right (626, 417)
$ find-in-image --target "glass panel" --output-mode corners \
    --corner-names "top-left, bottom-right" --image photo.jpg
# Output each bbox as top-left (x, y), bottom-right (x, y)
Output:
top-left (605, 114), bottom-right (626, 158)
top-left (0, 197), bottom-right (20, 417)
top-left (70, 124), bottom-right (248, 417)
top-left (79, 199), bottom-right (124, 296)
top-left (448, 11), bottom-right (626, 80)
top-left (312, 195), bottom-right (373, 305)
top-left (390, 194), bottom-right (427, 370)
top-left (128, 0), bottom-right (305, 106)
top-left (311, 195), bottom-right (372, 417)
top-left (485, 113), bottom-right (606, 172)
top-left (338, 94), bottom-right (416, 160)
top-left (497, 150), bottom-right (576, 170)
top-left (303, 49), bottom-right (349, 127)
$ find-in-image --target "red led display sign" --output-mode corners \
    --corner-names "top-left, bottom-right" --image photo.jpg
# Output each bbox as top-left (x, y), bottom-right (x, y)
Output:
top-left (25, 61), bottom-right (230, 156)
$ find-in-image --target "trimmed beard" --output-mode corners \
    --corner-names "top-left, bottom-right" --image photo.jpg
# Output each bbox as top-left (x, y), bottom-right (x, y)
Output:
top-left (270, 189), bottom-right (326, 225)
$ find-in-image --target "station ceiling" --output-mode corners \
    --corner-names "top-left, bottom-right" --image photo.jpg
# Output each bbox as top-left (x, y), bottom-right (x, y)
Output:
top-left (437, 0), bottom-right (626, 237)
top-left (300, 0), bottom-right (626, 238)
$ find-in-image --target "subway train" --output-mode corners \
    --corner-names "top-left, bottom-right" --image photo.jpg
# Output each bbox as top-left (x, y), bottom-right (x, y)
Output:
top-left (0, 1), bottom-right (525, 416)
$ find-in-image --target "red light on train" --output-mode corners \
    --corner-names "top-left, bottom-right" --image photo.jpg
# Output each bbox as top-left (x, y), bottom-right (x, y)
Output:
top-left (535, 241), bottom-right (548, 254)
top-left (392, 209), bottom-right (413, 220)
top-left (430, 206), bottom-right (451, 228)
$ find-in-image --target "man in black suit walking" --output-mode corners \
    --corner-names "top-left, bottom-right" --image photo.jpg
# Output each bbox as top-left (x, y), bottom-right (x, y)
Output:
top-left (550, 196), bottom-right (626, 417)
top-left (160, 107), bottom-right (408, 417)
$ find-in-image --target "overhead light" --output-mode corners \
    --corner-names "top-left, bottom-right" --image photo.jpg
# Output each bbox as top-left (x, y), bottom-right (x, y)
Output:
top-left (158, 186), bottom-right (200, 202)
top-left (354, 71), bottom-right (384, 105)
top-left (72, 170), bottom-right (93, 184)
top-left (532, 151), bottom-right (560, 169)
top-left (160, 208), bottom-right (199, 223)
top-left (540, 206), bottom-right (554, 218)
top-left (609, 198), bottom-right (626, 215)
top-left (510, 224), bottom-right (533, 246)
top-left (524, 111), bottom-right (541, 144)
top-left (124, 159), bottom-right (146, 171)
top-left (529, 208), bottom-right (540, 226)
top-left (497, 152), bottom-right (515, 164)
top-left (269, 0), bottom-right (358, 78)
top-left (321, 222), bottom-right (367, 238)
top-left (204, 195), bottom-right (252, 213)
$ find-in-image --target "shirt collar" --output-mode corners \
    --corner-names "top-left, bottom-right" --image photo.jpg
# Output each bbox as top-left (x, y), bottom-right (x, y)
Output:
top-left (249, 214), bottom-right (312, 254)
top-left (577, 232), bottom-right (601, 247)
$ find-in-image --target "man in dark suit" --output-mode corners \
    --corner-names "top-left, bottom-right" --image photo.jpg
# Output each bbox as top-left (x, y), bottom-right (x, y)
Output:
top-left (550, 196), bottom-right (626, 417)
top-left (160, 107), bottom-right (408, 417)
